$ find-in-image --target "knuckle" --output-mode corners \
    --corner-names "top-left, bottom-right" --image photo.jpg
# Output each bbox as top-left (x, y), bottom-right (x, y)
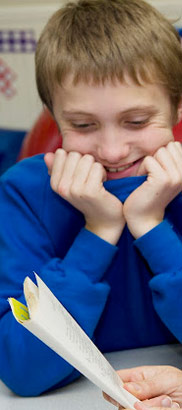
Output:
top-left (93, 161), bottom-right (103, 171)
top-left (84, 189), bottom-right (95, 200)
top-left (57, 182), bottom-right (69, 197)
top-left (156, 173), bottom-right (169, 189)
top-left (82, 184), bottom-right (96, 200)
top-left (167, 141), bottom-right (175, 148)
top-left (55, 148), bottom-right (65, 157)
top-left (50, 177), bottom-right (58, 192)
top-left (173, 175), bottom-right (181, 187)
top-left (83, 153), bottom-right (94, 160)
top-left (143, 155), bottom-right (152, 164)
top-left (162, 176), bottom-right (171, 189)
top-left (155, 146), bottom-right (165, 159)
top-left (162, 174), bottom-right (182, 193)
top-left (82, 154), bottom-right (95, 164)
top-left (130, 370), bottom-right (143, 382)
top-left (70, 184), bottom-right (81, 197)
top-left (69, 151), bottom-right (81, 159)
top-left (174, 141), bottom-right (182, 148)
top-left (147, 379), bottom-right (156, 393)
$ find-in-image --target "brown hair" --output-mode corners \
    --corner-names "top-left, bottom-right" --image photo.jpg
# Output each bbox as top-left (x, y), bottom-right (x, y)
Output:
top-left (35, 0), bottom-right (182, 115)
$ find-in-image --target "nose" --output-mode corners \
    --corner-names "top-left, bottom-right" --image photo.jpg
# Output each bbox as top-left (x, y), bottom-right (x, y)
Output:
top-left (97, 128), bottom-right (130, 164)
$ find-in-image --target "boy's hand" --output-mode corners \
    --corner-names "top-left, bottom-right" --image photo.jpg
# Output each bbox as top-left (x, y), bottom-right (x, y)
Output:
top-left (103, 365), bottom-right (182, 408)
top-left (123, 142), bottom-right (182, 238)
top-left (44, 149), bottom-right (125, 245)
top-left (118, 365), bottom-right (182, 407)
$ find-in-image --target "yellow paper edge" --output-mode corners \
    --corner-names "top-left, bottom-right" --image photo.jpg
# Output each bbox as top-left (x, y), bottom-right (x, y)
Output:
top-left (9, 298), bottom-right (30, 322)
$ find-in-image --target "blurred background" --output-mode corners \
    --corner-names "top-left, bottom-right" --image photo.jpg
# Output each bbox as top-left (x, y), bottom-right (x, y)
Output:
top-left (0, 0), bottom-right (182, 175)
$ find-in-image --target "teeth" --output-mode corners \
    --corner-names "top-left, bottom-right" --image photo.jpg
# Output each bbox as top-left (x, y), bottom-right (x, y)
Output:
top-left (106, 163), bottom-right (133, 172)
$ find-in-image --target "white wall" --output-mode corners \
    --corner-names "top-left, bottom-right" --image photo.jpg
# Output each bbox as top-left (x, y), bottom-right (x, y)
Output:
top-left (0, 2), bottom-right (63, 130)
top-left (148, 0), bottom-right (182, 26)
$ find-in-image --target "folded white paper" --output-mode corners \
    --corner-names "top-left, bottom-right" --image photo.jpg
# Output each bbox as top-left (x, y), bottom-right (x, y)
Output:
top-left (9, 273), bottom-right (138, 408)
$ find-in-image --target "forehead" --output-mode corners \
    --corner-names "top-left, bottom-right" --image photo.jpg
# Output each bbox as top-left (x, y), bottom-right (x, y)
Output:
top-left (53, 74), bottom-right (172, 117)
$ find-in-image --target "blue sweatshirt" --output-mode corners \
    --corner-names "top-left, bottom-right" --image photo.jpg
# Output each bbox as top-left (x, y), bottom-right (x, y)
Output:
top-left (0, 154), bottom-right (182, 396)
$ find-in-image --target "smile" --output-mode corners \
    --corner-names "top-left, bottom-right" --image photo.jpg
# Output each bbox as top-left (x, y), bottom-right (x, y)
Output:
top-left (105, 163), bottom-right (134, 173)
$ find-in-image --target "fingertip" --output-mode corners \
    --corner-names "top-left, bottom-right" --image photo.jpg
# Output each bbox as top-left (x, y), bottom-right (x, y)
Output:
top-left (44, 152), bottom-right (55, 168)
top-left (102, 391), bottom-right (107, 400)
top-left (44, 151), bottom-right (53, 161)
top-left (134, 402), bottom-right (148, 410)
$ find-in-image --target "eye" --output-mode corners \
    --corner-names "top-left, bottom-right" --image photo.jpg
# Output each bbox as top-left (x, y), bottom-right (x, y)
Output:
top-left (71, 122), bottom-right (97, 131)
top-left (125, 119), bottom-right (149, 128)
top-left (72, 123), bottom-right (93, 128)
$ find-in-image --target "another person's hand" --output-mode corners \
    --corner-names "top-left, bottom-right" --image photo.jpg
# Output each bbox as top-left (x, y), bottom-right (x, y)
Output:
top-left (103, 365), bottom-right (182, 408)
top-left (44, 149), bottom-right (125, 245)
top-left (123, 141), bottom-right (182, 238)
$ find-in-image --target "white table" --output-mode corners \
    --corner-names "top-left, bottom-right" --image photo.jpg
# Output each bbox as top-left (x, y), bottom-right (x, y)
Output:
top-left (1, 344), bottom-right (182, 410)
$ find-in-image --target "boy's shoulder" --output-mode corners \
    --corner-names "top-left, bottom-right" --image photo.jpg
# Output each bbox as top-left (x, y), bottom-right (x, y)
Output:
top-left (0, 154), bottom-right (84, 253)
top-left (0, 154), bottom-right (50, 197)
top-left (0, 153), bottom-right (82, 222)
top-left (0, 154), bottom-right (50, 215)
top-left (1, 154), bottom-right (47, 186)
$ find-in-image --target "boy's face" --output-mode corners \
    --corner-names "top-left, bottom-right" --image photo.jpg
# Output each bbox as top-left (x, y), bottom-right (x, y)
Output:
top-left (53, 75), bottom-right (176, 180)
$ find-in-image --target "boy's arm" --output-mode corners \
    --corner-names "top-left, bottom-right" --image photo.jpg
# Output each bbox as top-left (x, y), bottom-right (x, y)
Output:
top-left (123, 141), bottom-right (182, 341)
top-left (134, 219), bottom-right (182, 341)
top-left (0, 156), bottom-right (117, 396)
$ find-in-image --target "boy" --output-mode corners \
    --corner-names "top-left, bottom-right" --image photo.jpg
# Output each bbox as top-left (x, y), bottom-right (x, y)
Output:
top-left (1, 0), bottom-right (182, 397)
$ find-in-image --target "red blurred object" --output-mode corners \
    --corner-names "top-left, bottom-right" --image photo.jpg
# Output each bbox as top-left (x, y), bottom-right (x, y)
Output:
top-left (18, 110), bottom-right (182, 162)
top-left (18, 109), bottom-right (62, 161)
top-left (173, 120), bottom-right (182, 142)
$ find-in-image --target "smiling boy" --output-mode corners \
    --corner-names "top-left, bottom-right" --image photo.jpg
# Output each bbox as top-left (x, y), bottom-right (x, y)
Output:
top-left (1, 0), bottom-right (182, 398)
top-left (45, 76), bottom-right (182, 241)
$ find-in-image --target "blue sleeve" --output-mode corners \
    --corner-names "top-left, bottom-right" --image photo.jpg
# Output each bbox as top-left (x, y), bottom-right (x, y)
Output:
top-left (134, 220), bottom-right (182, 342)
top-left (0, 157), bottom-right (117, 396)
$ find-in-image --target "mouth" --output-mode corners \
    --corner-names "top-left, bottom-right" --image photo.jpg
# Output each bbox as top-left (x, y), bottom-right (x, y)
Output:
top-left (105, 158), bottom-right (143, 179)
top-left (105, 163), bottom-right (133, 173)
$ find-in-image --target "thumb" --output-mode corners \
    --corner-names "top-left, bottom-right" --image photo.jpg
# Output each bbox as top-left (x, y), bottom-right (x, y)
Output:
top-left (44, 152), bottom-right (55, 175)
top-left (123, 376), bottom-right (170, 401)
top-left (136, 157), bottom-right (148, 176)
top-left (135, 406), bottom-right (173, 410)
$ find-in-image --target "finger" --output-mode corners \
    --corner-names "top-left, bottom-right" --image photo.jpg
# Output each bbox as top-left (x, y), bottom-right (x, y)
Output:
top-left (117, 367), bottom-right (154, 383)
top-left (69, 154), bottom-right (95, 192)
top-left (102, 391), bottom-right (119, 407)
top-left (123, 376), bottom-right (172, 401)
top-left (170, 141), bottom-right (182, 154)
top-left (136, 156), bottom-right (163, 178)
top-left (53, 150), bottom-right (82, 196)
top-left (135, 405), bottom-right (178, 410)
top-left (142, 396), bottom-right (173, 408)
top-left (103, 393), bottom-right (175, 410)
top-left (154, 147), bottom-right (181, 181)
top-left (84, 161), bottom-right (106, 194)
top-left (166, 142), bottom-right (182, 176)
top-left (44, 152), bottom-right (55, 175)
top-left (49, 149), bottom-right (67, 192)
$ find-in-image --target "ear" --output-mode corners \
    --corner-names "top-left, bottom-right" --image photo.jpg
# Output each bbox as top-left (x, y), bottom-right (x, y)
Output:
top-left (176, 97), bottom-right (182, 124)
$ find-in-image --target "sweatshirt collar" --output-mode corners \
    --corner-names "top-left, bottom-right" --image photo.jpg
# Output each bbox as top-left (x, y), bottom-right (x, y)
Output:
top-left (104, 176), bottom-right (147, 202)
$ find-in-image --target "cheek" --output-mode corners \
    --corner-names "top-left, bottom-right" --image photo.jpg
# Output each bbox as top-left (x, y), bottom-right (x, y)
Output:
top-left (138, 128), bottom-right (174, 154)
top-left (61, 133), bottom-right (94, 154)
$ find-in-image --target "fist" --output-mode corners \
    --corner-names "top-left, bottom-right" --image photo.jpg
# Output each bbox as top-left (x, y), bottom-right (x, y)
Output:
top-left (44, 149), bottom-right (125, 244)
top-left (123, 142), bottom-right (182, 238)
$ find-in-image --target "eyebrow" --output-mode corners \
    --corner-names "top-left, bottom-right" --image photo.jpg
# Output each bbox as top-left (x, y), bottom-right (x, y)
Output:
top-left (62, 105), bottom-right (158, 118)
